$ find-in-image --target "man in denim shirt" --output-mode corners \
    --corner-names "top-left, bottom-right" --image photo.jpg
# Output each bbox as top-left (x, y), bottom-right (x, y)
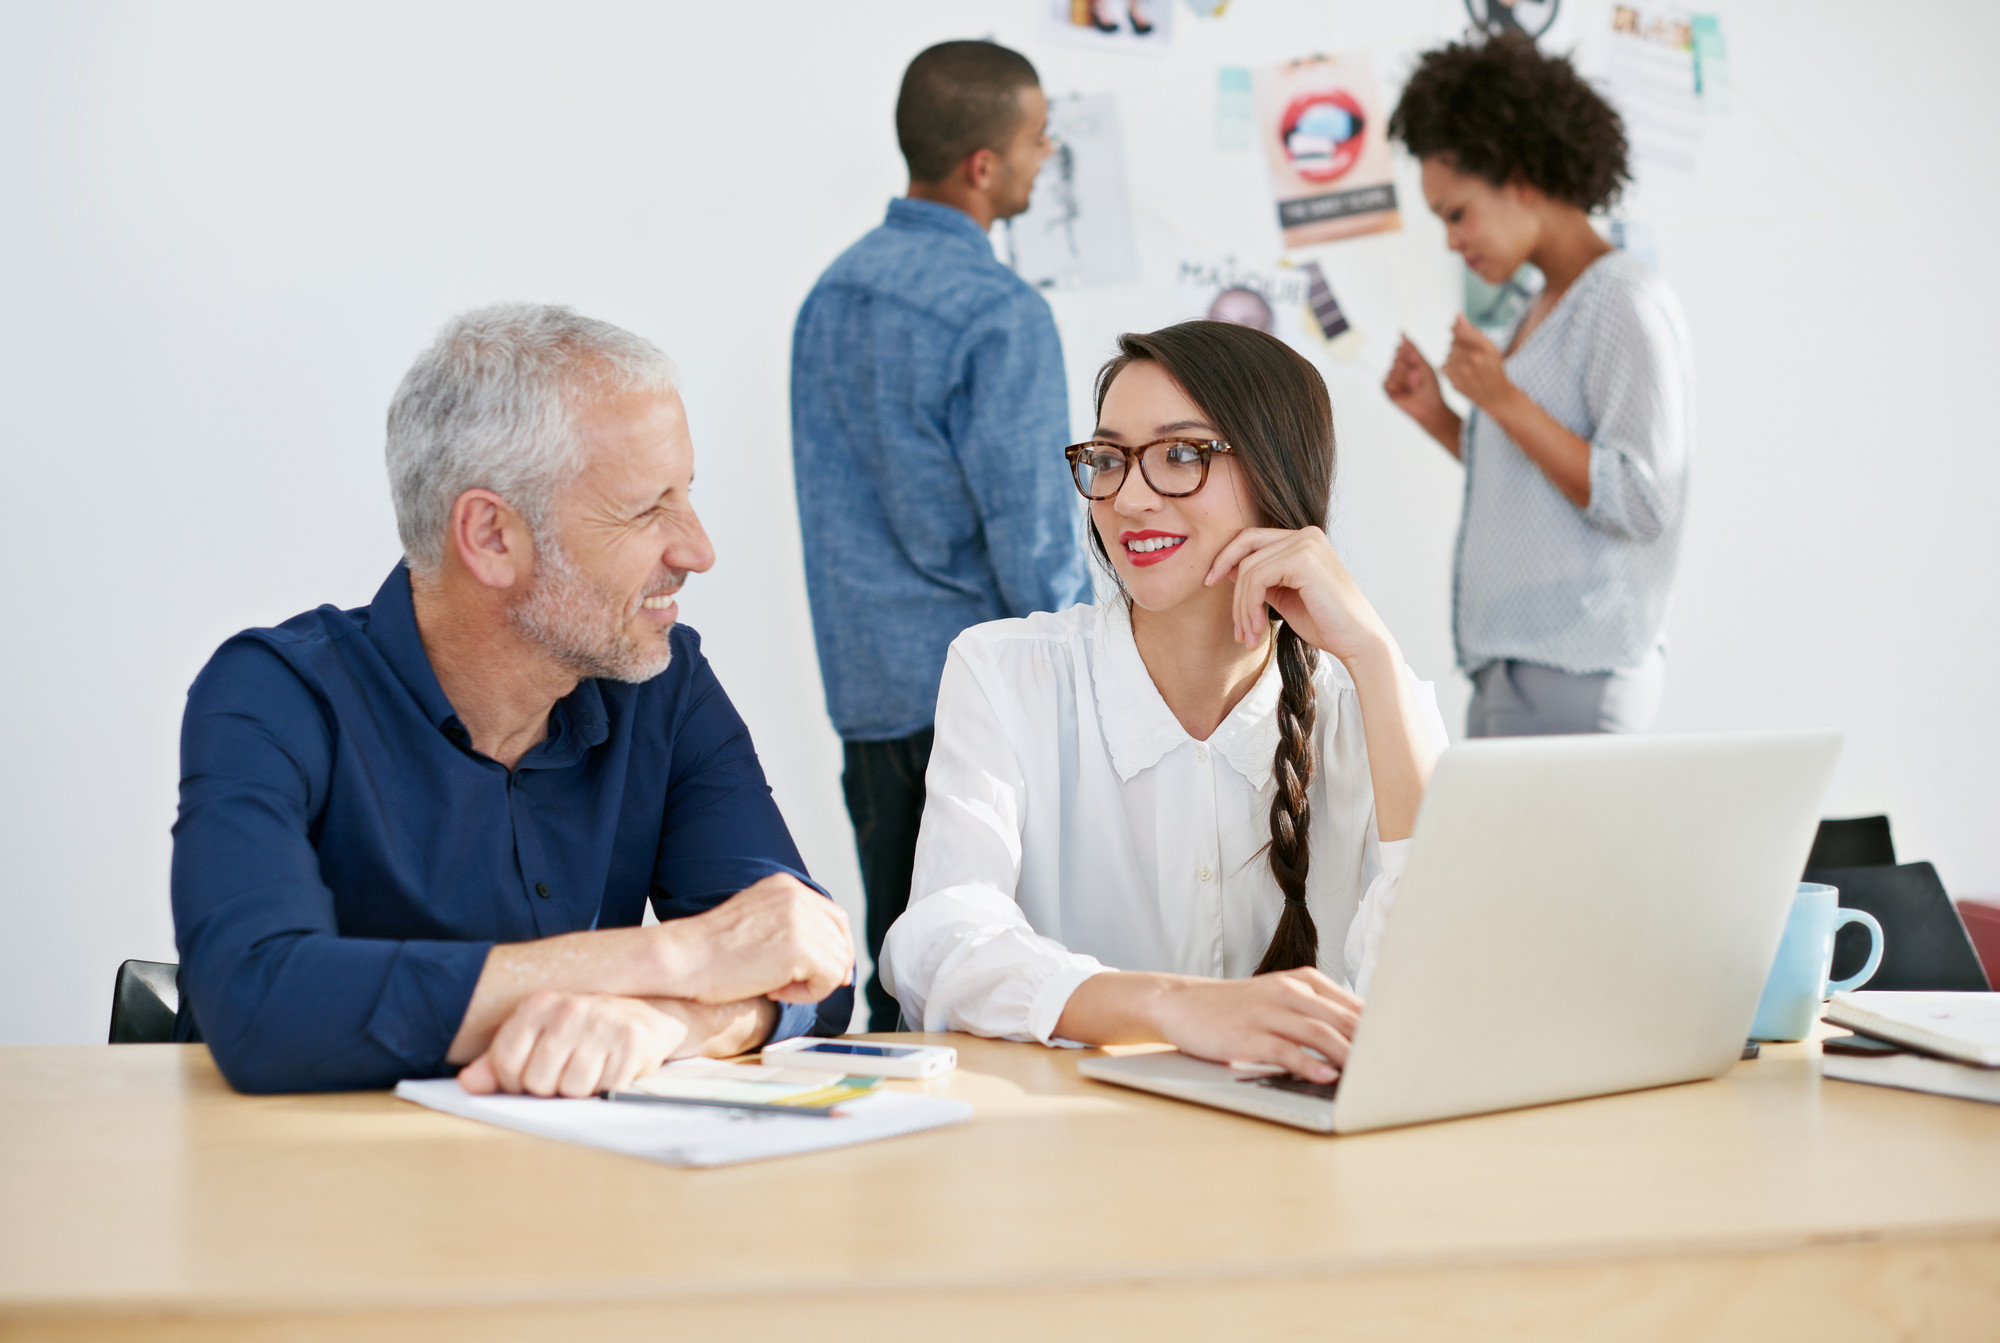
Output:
top-left (791, 41), bottom-right (1090, 1028)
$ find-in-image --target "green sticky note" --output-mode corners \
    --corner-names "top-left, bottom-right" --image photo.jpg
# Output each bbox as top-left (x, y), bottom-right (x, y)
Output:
top-left (1692, 14), bottom-right (1729, 105)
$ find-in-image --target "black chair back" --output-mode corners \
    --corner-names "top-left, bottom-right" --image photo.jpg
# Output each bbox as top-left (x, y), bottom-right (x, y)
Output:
top-left (109, 960), bottom-right (180, 1043)
top-left (1805, 815), bottom-right (1896, 871)
top-left (1804, 863), bottom-right (1991, 992)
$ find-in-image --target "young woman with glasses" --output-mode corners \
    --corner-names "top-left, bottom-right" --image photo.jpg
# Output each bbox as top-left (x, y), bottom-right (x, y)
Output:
top-left (879, 321), bottom-right (1447, 1083)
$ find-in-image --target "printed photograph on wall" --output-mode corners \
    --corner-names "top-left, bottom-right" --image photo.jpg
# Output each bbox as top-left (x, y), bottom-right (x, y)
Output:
top-left (1040, 0), bottom-right (1174, 54)
top-left (1464, 262), bottom-right (1543, 337)
top-left (1607, 3), bottom-right (1706, 181)
top-left (1253, 53), bottom-right (1401, 249)
top-left (1006, 93), bottom-right (1140, 290)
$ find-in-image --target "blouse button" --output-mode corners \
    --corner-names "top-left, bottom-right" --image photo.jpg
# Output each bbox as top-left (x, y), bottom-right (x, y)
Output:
top-left (1194, 745), bottom-right (1209, 763)
top-left (1197, 865), bottom-right (1213, 882)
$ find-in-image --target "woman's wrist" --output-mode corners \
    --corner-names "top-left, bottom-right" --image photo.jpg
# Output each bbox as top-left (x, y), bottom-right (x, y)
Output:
top-left (1478, 380), bottom-right (1532, 428)
top-left (1056, 970), bottom-right (1187, 1046)
top-left (1423, 402), bottom-right (1464, 444)
top-left (1333, 628), bottom-right (1402, 680)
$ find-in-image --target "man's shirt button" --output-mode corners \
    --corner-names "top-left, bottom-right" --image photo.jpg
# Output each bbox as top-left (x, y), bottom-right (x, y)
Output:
top-left (535, 882), bottom-right (552, 899)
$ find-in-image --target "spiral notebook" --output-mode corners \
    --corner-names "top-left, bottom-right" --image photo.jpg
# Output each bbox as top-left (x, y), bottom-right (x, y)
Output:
top-left (395, 1076), bottom-right (971, 1167)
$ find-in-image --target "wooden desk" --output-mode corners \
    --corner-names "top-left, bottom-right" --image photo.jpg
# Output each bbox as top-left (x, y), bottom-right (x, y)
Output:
top-left (2, 1036), bottom-right (1997, 1341)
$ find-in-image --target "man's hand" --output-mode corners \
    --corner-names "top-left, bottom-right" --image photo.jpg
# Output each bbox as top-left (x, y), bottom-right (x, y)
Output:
top-left (659, 873), bottom-right (854, 1006)
top-left (1151, 969), bottom-right (1362, 1085)
top-left (1441, 315), bottom-right (1513, 411)
top-left (458, 992), bottom-right (689, 1098)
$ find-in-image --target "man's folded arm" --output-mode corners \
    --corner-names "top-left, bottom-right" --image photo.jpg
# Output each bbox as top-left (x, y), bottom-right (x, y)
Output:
top-left (650, 630), bottom-right (856, 1040)
top-left (172, 641), bottom-right (492, 1093)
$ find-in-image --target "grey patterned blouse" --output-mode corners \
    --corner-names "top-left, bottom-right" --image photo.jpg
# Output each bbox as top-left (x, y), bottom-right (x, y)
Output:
top-left (1453, 249), bottom-right (1694, 675)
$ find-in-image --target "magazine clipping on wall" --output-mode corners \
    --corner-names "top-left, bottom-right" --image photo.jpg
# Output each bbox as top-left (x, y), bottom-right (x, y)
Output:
top-left (1606, 5), bottom-right (1706, 181)
top-left (1253, 53), bottom-right (1401, 250)
top-left (1179, 257), bottom-right (1307, 345)
top-left (1006, 93), bottom-right (1140, 291)
top-left (1040, 0), bottom-right (1174, 54)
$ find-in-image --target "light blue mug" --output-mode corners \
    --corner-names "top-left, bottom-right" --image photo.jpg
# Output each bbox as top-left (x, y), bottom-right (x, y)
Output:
top-left (1750, 883), bottom-right (1884, 1041)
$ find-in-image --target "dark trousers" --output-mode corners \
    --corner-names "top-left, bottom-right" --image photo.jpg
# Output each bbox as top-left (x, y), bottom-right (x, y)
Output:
top-left (841, 728), bottom-right (934, 1032)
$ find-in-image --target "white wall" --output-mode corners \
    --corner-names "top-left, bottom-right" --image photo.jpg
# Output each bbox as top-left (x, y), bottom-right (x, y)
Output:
top-left (2, 0), bottom-right (1994, 1045)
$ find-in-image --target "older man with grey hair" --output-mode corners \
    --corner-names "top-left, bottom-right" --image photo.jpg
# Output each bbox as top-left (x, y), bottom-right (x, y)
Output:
top-left (171, 303), bottom-right (854, 1094)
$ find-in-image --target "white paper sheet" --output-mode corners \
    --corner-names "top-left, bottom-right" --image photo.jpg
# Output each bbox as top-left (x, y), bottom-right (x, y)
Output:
top-left (1007, 93), bottom-right (1140, 291)
top-left (396, 1078), bottom-right (973, 1167)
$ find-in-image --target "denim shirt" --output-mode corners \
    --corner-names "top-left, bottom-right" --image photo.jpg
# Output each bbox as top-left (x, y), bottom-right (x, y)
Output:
top-left (170, 564), bottom-right (849, 1093)
top-left (791, 198), bottom-right (1090, 742)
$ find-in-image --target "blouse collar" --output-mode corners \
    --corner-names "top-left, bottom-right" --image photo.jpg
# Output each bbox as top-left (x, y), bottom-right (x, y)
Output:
top-left (1090, 601), bottom-right (1330, 791)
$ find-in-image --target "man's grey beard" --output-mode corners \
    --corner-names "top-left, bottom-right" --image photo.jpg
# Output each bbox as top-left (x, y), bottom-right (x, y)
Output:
top-left (510, 531), bottom-right (675, 684)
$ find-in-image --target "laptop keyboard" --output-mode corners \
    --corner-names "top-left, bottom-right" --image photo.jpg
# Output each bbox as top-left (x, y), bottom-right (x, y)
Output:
top-left (1245, 1073), bottom-right (1342, 1101)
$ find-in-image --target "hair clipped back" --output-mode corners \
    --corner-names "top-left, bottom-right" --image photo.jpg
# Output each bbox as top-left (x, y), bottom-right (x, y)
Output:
top-left (384, 303), bottom-right (679, 574)
top-left (896, 40), bottom-right (1040, 183)
top-left (1091, 321), bottom-right (1336, 976)
top-left (1388, 33), bottom-right (1630, 212)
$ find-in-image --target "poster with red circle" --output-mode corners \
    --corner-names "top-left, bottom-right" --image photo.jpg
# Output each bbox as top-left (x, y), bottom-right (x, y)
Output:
top-left (1254, 53), bottom-right (1401, 248)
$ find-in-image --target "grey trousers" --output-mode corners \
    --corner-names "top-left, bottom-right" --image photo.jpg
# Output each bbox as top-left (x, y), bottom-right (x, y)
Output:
top-left (1466, 648), bottom-right (1666, 738)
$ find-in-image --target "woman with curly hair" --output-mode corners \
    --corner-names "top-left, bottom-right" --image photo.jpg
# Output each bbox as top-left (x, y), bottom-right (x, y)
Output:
top-left (881, 321), bottom-right (1448, 1081)
top-left (1384, 35), bottom-right (1693, 737)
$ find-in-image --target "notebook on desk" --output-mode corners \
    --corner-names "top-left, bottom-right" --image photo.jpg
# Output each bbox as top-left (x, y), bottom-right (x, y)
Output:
top-left (1082, 729), bottom-right (1843, 1134)
top-left (396, 1068), bottom-right (971, 1167)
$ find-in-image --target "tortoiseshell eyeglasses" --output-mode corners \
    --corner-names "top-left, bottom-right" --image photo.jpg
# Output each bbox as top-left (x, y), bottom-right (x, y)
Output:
top-left (1063, 438), bottom-right (1236, 500)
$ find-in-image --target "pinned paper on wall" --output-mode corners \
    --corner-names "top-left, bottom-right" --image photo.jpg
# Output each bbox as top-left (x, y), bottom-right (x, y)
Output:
top-left (1216, 67), bottom-right (1252, 151)
top-left (1463, 0), bottom-right (1561, 42)
top-left (1253, 54), bottom-right (1400, 249)
top-left (1040, 0), bottom-right (1174, 54)
top-left (1465, 262), bottom-right (1543, 336)
top-left (1208, 286), bottom-right (1277, 333)
top-left (1691, 14), bottom-right (1729, 109)
top-left (1006, 93), bottom-right (1140, 290)
top-left (1178, 257), bottom-right (1309, 345)
top-left (1608, 5), bottom-right (1705, 181)
top-left (1299, 262), bottom-right (1351, 339)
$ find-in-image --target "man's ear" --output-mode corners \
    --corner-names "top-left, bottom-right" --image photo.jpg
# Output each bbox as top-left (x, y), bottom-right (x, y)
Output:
top-left (448, 488), bottom-right (532, 592)
top-left (962, 145), bottom-right (1000, 193)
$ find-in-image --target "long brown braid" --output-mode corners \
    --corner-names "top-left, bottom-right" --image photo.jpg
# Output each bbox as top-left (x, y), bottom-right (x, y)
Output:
top-left (1088, 321), bottom-right (1337, 976)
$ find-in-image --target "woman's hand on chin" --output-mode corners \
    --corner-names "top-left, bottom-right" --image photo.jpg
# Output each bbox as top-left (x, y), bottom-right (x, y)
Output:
top-left (1204, 525), bottom-right (1395, 666)
top-left (1152, 970), bottom-right (1362, 1084)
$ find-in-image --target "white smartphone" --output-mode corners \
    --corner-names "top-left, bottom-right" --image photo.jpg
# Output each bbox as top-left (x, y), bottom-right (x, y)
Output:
top-left (759, 1038), bottom-right (957, 1079)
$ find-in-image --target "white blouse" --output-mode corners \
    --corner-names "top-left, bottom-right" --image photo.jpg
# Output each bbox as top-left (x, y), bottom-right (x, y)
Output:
top-left (880, 601), bottom-right (1451, 1043)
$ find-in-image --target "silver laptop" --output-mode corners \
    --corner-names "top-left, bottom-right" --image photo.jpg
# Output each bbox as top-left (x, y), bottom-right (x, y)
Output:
top-left (1079, 729), bottom-right (1842, 1134)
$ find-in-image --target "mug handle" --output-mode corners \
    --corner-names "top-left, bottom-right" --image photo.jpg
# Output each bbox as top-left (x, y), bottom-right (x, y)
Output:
top-left (1826, 908), bottom-right (1885, 994)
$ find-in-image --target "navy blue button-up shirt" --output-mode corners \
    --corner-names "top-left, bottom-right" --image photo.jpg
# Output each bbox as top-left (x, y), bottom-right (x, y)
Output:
top-left (791, 197), bottom-right (1091, 742)
top-left (171, 564), bottom-right (848, 1093)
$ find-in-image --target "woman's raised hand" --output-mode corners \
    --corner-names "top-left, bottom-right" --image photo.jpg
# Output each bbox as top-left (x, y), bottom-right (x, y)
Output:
top-left (1151, 969), bottom-right (1361, 1084)
top-left (1205, 525), bottom-right (1392, 664)
top-left (1441, 315), bottom-right (1513, 410)
top-left (1384, 333), bottom-right (1447, 423)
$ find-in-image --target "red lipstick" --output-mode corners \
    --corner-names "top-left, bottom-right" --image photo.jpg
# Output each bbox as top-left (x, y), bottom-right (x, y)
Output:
top-left (1119, 529), bottom-right (1187, 569)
